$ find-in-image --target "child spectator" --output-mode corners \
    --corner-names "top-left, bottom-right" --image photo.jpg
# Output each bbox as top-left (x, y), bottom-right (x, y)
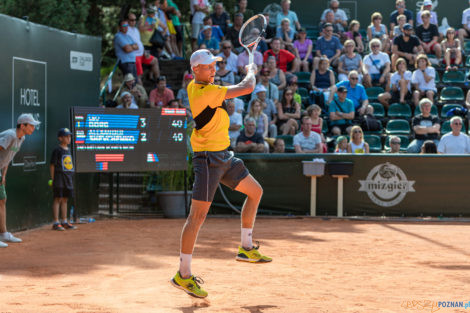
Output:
top-left (391, 14), bottom-right (407, 38)
top-left (416, 0), bottom-right (438, 26)
top-left (197, 25), bottom-right (220, 54)
top-left (344, 20), bottom-right (364, 53)
top-left (245, 99), bottom-right (269, 137)
top-left (50, 128), bottom-right (76, 231)
top-left (441, 27), bottom-right (462, 70)
top-left (411, 54), bottom-right (436, 108)
top-left (306, 104), bottom-right (328, 153)
top-left (335, 136), bottom-right (348, 153)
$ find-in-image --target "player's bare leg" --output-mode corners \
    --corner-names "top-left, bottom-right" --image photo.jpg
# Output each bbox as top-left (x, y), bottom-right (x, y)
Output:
top-left (0, 199), bottom-right (7, 233)
top-left (235, 174), bottom-right (272, 263)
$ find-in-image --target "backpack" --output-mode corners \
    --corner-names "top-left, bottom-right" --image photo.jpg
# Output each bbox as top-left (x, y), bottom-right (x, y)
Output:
top-left (360, 114), bottom-right (382, 132)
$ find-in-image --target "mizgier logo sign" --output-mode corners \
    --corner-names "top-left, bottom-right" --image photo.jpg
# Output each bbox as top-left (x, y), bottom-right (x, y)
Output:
top-left (359, 162), bottom-right (415, 207)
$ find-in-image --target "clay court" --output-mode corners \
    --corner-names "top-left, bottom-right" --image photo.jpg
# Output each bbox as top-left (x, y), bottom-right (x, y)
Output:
top-left (0, 217), bottom-right (469, 313)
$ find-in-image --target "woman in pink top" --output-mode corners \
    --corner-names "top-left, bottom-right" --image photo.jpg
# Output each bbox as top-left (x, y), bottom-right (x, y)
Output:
top-left (293, 28), bottom-right (313, 72)
top-left (345, 20), bottom-right (364, 53)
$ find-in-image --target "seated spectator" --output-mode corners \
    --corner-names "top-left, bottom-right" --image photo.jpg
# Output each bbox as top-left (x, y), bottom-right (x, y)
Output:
top-left (294, 116), bottom-right (322, 153)
top-left (198, 25), bottom-right (220, 54)
top-left (149, 76), bottom-right (174, 107)
top-left (117, 92), bottom-right (139, 109)
top-left (276, 0), bottom-right (301, 30)
top-left (120, 73), bottom-right (148, 108)
top-left (190, 0), bottom-right (209, 51)
top-left (329, 86), bottom-right (355, 135)
top-left (293, 28), bottom-right (313, 72)
top-left (198, 16), bottom-right (224, 42)
top-left (128, 13), bottom-right (160, 84)
top-left (237, 49), bottom-right (263, 76)
top-left (226, 13), bottom-right (244, 54)
top-left (416, 0), bottom-right (438, 26)
top-left (237, 0), bottom-right (254, 22)
top-left (391, 23), bottom-right (422, 69)
top-left (314, 23), bottom-right (342, 70)
top-left (276, 18), bottom-right (296, 52)
top-left (347, 126), bottom-right (370, 154)
top-left (388, 135), bottom-right (402, 153)
top-left (363, 39), bottom-right (391, 90)
top-left (249, 84), bottom-right (278, 138)
top-left (177, 73), bottom-right (193, 121)
top-left (216, 58), bottom-right (234, 86)
top-left (217, 41), bottom-right (238, 74)
top-left (264, 37), bottom-right (299, 73)
top-left (265, 56), bottom-right (287, 91)
top-left (320, 11), bottom-right (342, 38)
top-left (344, 20), bottom-right (364, 53)
top-left (166, 99), bottom-right (180, 108)
top-left (235, 117), bottom-right (266, 153)
top-left (380, 58), bottom-right (412, 107)
top-left (320, 0), bottom-right (348, 33)
top-left (155, 1), bottom-right (176, 58)
top-left (233, 97), bottom-right (246, 114)
top-left (438, 116), bottom-right (470, 154)
top-left (227, 99), bottom-right (243, 148)
top-left (276, 87), bottom-right (301, 135)
top-left (441, 27), bottom-right (462, 70)
top-left (407, 98), bottom-right (440, 153)
top-left (210, 2), bottom-right (230, 34)
top-left (273, 138), bottom-right (286, 153)
top-left (390, 0), bottom-right (414, 31)
top-left (367, 12), bottom-right (390, 53)
top-left (337, 40), bottom-right (363, 83)
top-left (420, 140), bottom-right (438, 153)
top-left (336, 71), bottom-right (372, 116)
top-left (458, 1), bottom-right (470, 50)
top-left (245, 99), bottom-right (269, 138)
top-left (306, 104), bottom-right (328, 153)
top-left (253, 67), bottom-right (280, 102)
top-left (391, 14), bottom-right (406, 39)
top-left (334, 136), bottom-right (348, 153)
top-left (114, 19), bottom-right (138, 78)
top-left (411, 54), bottom-right (436, 108)
top-left (416, 10), bottom-right (441, 59)
top-left (310, 56), bottom-right (337, 104)
top-left (287, 75), bottom-right (302, 105)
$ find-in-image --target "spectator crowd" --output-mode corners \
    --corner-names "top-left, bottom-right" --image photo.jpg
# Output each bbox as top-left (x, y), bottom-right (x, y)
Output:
top-left (112, 0), bottom-right (470, 155)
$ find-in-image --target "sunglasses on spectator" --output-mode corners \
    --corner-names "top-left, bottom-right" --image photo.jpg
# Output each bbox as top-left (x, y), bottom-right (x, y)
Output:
top-left (129, 19), bottom-right (136, 21)
top-left (325, 29), bottom-right (333, 32)
top-left (391, 141), bottom-right (400, 145)
top-left (452, 122), bottom-right (462, 125)
top-left (285, 92), bottom-right (293, 95)
top-left (371, 45), bottom-right (380, 48)
top-left (222, 46), bottom-right (231, 49)
top-left (121, 24), bottom-right (129, 27)
top-left (350, 77), bottom-right (358, 80)
top-left (217, 61), bottom-right (227, 64)
top-left (353, 130), bottom-right (362, 133)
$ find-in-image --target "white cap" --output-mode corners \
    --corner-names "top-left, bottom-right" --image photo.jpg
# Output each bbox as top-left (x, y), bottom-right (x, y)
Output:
top-left (17, 113), bottom-right (40, 126)
top-left (423, 0), bottom-right (432, 5)
top-left (201, 25), bottom-right (212, 32)
top-left (190, 49), bottom-right (222, 68)
top-left (120, 91), bottom-right (132, 98)
top-left (254, 84), bottom-right (267, 94)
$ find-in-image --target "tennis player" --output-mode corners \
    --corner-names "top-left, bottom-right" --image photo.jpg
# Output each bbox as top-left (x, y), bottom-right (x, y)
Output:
top-left (171, 49), bottom-right (272, 298)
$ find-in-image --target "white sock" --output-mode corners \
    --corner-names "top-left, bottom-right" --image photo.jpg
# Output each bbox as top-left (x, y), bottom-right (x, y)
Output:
top-left (179, 253), bottom-right (192, 278)
top-left (241, 228), bottom-right (253, 250)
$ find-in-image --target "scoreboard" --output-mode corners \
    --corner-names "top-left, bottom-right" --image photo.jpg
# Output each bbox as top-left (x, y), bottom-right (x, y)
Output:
top-left (71, 107), bottom-right (188, 173)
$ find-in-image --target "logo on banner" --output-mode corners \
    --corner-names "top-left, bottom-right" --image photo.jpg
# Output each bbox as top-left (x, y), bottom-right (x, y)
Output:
top-left (359, 162), bottom-right (415, 207)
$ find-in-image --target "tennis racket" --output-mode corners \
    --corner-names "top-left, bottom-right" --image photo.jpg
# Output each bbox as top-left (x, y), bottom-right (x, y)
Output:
top-left (239, 14), bottom-right (267, 65)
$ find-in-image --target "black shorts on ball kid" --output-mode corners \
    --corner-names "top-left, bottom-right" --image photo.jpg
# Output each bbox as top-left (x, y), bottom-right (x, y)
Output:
top-left (192, 150), bottom-right (249, 202)
top-left (53, 187), bottom-right (74, 199)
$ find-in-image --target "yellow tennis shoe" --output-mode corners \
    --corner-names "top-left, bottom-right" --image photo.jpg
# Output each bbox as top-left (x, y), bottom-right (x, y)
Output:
top-left (171, 271), bottom-right (208, 298)
top-left (236, 242), bottom-right (272, 263)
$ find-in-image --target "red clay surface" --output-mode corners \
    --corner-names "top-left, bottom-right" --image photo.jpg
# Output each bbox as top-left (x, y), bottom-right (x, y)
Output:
top-left (0, 218), bottom-right (469, 313)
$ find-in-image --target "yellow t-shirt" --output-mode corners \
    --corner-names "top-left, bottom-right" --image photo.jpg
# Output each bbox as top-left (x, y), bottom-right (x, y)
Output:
top-left (188, 80), bottom-right (229, 152)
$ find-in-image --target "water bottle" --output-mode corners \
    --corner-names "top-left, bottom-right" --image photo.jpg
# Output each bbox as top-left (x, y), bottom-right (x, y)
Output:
top-left (79, 217), bottom-right (95, 223)
top-left (70, 206), bottom-right (74, 223)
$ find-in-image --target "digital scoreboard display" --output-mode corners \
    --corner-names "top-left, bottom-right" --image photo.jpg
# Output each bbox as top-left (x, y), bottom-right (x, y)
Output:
top-left (71, 107), bottom-right (188, 173)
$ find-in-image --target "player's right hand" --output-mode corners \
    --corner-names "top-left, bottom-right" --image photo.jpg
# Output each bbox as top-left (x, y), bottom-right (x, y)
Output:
top-left (245, 63), bottom-right (258, 75)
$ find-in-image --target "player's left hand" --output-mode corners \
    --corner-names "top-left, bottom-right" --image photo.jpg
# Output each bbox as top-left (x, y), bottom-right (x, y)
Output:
top-left (245, 63), bottom-right (258, 75)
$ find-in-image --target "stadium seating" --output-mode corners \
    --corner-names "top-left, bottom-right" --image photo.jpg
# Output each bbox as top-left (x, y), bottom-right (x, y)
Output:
top-left (440, 103), bottom-right (463, 119)
top-left (387, 103), bottom-right (412, 119)
top-left (366, 87), bottom-right (384, 102)
top-left (442, 71), bottom-right (465, 84)
top-left (295, 72), bottom-right (311, 88)
top-left (364, 134), bottom-right (382, 152)
top-left (297, 87), bottom-right (309, 106)
top-left (439, 86), bottom-right (464, 102)
top-left (370, 102), bottom-right (385, 118)
top-left (385, 119), bottom-right (411, 135)
top-left (276, 135), bottom-right (295, 152)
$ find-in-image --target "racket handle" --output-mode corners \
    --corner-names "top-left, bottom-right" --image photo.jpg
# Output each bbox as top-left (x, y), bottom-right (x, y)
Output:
top-left (249, 52), bottom-right (253, 65)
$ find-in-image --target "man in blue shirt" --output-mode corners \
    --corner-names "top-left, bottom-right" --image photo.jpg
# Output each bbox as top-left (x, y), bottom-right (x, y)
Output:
top-left (114, 19), bottom-right (139, 78)
top-left (314, 23), bottom-right (342, 69)
top-left (329, 86), bottom-right (355, 135)
top-left (336, 70), bottom-right (373, 116)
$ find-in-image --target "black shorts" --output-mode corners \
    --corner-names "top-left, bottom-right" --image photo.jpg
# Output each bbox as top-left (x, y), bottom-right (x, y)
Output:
top-left (118, 61), bottom-right (137, 78)
top-left (329, 123), bottom-right (351, 134)
top-left (174, 25), bottom-right (183, 42)
top-left (53, 187), bottom-right (74, 199)
top-left (192, 150), bottom-right (249, 202)
top-left (390, 90), bottom-right (412, 103)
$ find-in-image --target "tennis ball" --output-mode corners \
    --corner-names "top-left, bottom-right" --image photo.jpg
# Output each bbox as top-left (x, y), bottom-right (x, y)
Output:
top-left (48, 180), bottom-right (53, 187)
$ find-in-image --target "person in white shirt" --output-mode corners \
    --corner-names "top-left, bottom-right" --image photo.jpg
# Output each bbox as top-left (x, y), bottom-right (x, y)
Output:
top-left (411, 54), bottom-right (436, 107)
top-left (293, 116), bottom-right (322, 153)
top-left (362, 38), bottom-right (391, 91)
top-left (217, 40), bottom-right (239, 74)
top-left (380, 57), bottom-right (412, 107)
top-left (227, 99), bottom-right (243, 148)
top-left (190, 0), bottom-right (209, 50)
top-left (438, 116), bottom-right (470, 154)
top-left (458, 0), bottom-right (470, 49)
top-left (117, 92), bottom-right (139, 109)
top-left (320, 0), bottom-right (348, 32)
